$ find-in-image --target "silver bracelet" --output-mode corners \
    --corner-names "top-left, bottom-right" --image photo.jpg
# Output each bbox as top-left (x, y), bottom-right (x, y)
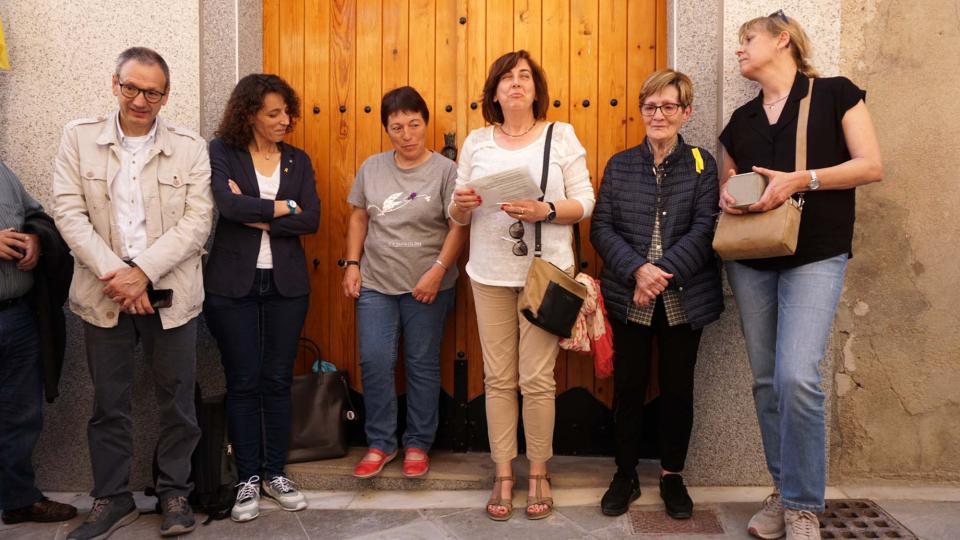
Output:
top-left (434, 259), bottom-right (448, 270)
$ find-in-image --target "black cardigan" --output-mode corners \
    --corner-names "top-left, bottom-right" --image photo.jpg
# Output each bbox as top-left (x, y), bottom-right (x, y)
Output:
top-left (590, 136), bottom-right (723, 329)
top-left (204, 138), bottom-right (320, 298)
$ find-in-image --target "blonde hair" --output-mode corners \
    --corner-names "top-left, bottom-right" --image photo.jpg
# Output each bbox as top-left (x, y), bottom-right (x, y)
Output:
top-left (639, 69), bottom-right (694, 109)
top-left (739, 12), bottom-right (819, 78)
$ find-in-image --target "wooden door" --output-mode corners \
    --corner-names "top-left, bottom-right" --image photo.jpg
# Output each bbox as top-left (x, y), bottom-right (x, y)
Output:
top-left (264, 0), bottom-right (666, 454)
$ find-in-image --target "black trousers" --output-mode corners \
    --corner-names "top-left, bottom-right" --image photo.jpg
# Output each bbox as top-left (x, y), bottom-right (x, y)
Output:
top-left (611, 298), bottom-right (703, 475)
top-left (83, 315), bottom-right (201, 499)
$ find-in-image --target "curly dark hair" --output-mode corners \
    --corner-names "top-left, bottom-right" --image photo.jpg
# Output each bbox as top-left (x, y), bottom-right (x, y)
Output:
top-left (215, 74), bottom-right (301, 149)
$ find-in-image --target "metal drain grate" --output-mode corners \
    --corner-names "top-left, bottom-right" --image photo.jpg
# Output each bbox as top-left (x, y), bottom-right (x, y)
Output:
top-left (628, 508), bottom-right (724, 535)
top-left (821, 499), bottom-right (917, 539)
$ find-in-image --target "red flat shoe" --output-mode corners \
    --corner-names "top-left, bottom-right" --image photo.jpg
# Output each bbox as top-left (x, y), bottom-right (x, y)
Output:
top-left (402, 448), bottom-right (430, 478)
top-left (353, 448), bottom-right (398, 478)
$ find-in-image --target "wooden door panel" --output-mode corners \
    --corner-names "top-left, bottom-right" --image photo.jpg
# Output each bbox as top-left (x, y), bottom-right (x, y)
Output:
top-left (435, 0), bottom-right (458, 399)
top-left (513, 0), bottom-right (542, 61)
top-left (595, 0), bottom-right (629, 408)
top-left (328, 0), bottom-right (359, 386)
top-left (300, 0), bottom-right (332, 374)
top-left (264, 0), bottom-right (667, 453)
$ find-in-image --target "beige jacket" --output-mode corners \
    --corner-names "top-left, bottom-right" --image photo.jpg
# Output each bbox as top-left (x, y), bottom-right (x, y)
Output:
top-left (53, 112), bottom-right (213, 329)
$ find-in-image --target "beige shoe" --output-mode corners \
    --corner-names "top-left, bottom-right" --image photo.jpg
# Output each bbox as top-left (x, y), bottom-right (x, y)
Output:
top-left (747, 492), bottom-right (785, 539)
top-left (784, 509), bottom-right (821, 540)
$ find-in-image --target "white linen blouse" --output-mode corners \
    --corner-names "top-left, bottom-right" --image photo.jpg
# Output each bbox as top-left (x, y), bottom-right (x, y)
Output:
top-left (454, 122), bottom-right (595, 287)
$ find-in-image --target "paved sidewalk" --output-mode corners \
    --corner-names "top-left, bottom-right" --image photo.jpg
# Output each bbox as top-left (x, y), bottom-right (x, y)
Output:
top-left (2, 486), bottom-right (957, 539)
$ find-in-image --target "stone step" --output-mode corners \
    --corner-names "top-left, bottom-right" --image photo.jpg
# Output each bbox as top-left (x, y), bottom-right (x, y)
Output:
top-left (286, 447), bottom-right (661, 491)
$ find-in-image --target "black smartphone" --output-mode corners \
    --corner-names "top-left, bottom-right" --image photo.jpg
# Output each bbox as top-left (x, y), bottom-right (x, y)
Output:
top-left (147, 288), bottom-right (173, 309)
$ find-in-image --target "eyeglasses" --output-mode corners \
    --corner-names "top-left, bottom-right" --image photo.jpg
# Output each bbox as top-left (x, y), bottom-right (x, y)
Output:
top-left (771, 9), bottom-right (788, 23)
top-left (501, 220), bottom-right (528, 256)
top-left (640, 103), bottom-right (683, 117)
top-left (117, 81), bottom-right (166, 104)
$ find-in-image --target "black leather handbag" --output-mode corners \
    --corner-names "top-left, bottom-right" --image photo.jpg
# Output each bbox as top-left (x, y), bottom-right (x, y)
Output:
top-left (518, 123), bottom-right (588, 339)
top-left (287, 338), bottom-right (357, 463)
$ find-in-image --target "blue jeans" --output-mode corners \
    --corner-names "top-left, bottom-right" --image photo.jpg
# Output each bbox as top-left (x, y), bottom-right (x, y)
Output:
top-left (0, 301), bottom-right (44, 510)
top-left (726, 253), bottom-right (848, 512)
top-left (204, 270), bottom-right (309, 481)
top-left (356, 287), bottom-right (454, 453)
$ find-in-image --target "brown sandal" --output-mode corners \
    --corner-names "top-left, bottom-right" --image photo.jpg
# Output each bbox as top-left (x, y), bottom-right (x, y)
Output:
top-left (526, 474), bottom-right (554, 520)
top-left (485, 475), bottom-right (514, 521)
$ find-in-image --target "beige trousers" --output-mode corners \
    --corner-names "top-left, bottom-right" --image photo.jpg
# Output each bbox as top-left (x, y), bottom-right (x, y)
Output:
top-left (471, 279), bottom-right (559, 463)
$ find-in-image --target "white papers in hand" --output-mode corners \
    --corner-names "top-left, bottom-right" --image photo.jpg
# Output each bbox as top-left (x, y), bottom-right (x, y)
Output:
top-left (464, 167), bottom-right (543, 209)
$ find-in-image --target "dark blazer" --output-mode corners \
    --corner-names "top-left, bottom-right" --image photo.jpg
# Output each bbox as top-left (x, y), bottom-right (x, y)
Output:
top-left (590, 136), bottom-right (723, 329)
top-left (205, 137), bottom-right (320, 298)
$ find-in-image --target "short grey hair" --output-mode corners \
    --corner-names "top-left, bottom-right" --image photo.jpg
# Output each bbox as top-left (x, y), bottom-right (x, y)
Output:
top-left (115, 47), bottom-right (170, 90)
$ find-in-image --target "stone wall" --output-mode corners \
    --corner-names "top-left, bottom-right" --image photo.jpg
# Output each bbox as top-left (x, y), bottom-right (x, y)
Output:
top-left (833, 0), bottom-right (960, 481)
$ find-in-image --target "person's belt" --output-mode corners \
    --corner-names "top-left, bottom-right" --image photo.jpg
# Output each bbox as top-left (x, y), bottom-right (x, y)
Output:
top-left (0, 296), bottom-right (25, 311)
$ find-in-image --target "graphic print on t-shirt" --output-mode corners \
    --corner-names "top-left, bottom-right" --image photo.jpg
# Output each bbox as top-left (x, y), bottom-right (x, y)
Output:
top-left (367, 191), bottom-right (432, 217)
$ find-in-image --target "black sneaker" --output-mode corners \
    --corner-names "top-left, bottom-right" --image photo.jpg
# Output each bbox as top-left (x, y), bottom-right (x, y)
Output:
top-left (159, 495), bottom-right (196, 536)
top-left (66, 495), bottom-right (138, 540)
top-left (659, 473), bottom-right (693, 519)
top-left (601, 472), bottom-right (641, 516)
top-left (1, 497), bottom-right (77, 524)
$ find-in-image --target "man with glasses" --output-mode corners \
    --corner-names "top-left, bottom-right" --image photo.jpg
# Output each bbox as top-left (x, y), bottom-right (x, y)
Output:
top-left (52, 47), bottom-right (212, 539)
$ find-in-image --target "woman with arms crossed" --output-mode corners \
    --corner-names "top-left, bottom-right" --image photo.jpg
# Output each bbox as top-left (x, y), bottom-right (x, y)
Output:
top-left (204, 74), bottom-right (320, 523)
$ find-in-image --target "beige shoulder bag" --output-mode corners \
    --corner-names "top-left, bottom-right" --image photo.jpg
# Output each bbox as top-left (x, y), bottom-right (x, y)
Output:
top-left (713, 79), bottom-right (814, 260)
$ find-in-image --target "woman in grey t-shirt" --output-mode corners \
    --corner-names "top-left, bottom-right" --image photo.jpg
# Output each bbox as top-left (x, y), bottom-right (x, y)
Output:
top-left (341, 86), bottom-right (467, 479)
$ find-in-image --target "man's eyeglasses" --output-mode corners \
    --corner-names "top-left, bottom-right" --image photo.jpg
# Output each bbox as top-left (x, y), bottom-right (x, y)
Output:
top-left (640, 103), bottom-right (683, 117)
top-left (501, 220), bottom-right (528, 256)
top-left (771, 9), bottom-right (788, 23)
top-left (117, 81), bottom-right (166, 104)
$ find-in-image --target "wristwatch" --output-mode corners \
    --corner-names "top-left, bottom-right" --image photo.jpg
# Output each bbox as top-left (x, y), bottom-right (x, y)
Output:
top-left (287, 199), bottom-right (299, 213)
top-left (807, 170), bottom-right (820, 191)
top-left (337, 259), bottom-right (360, 268)
top-left (544, 201), bottom-right (557, 223)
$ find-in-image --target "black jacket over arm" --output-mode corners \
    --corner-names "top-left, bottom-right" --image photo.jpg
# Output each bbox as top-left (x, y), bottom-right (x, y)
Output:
top-left (23, 212), bottom-right (72, 403)
top-left (204, 138), bottom-right (320, 298)
top-left (590, 136), bottom-right (723, 329)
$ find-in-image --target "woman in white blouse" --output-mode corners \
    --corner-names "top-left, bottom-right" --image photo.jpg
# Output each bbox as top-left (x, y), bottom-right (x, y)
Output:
top-left (450, 50), bottom-right (595, 522)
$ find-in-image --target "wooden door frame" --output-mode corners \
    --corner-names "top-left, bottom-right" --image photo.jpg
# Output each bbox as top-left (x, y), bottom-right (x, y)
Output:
top-left (264, 0), bottom-right (668, 455)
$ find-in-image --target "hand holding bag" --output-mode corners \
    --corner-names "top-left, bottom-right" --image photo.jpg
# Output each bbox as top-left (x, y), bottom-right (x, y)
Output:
top-left (287, 338), bottom-right (358, 463)
top-left (518, 123), bottom-right (588, 338)
top-left (713, 79), bottom-right (814, 260)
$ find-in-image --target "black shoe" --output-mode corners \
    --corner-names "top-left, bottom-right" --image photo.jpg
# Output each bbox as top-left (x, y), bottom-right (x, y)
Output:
top-left (601, 473), bottom-right (641, 516)
top-left (160, 495), bottom-right (196, 537)
top-left (1, 497), bottom-right (78, 524)
top-left (67, 494), bottom-right (139, 540)
top-left (659, 473), bottom-right (693, 519)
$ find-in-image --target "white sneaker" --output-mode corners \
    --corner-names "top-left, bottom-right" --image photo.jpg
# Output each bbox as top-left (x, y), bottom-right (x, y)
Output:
top-left (231, 476), bottom-right (261, 522)
top-left (784, 509), bottom-right (821, 540)
top-left (747, 492), bottom-right (785, 539)
top-left (262, 475), bottom-right (307, 512)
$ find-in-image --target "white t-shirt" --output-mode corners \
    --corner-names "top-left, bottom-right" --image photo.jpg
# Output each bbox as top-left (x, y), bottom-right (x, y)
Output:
top-left (455, 122), bottom-right (595, 287)
top-left (255, 162), bottom-right (281, 269)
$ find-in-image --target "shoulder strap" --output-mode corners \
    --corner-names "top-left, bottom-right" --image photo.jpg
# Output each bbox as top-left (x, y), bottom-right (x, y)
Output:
top-left (796, 78), bottom-right (814, 172)
top-left (691, 147), bottom-right (704, 174)
top-left (794, 78), bottom-right (814, 207)
top-left (534, 123), bottom-right (556, 257)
